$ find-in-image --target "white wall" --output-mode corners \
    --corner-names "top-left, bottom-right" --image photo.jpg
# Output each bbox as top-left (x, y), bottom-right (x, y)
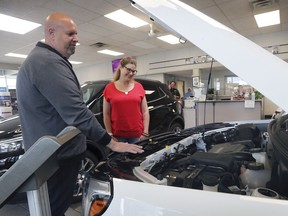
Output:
top-left (76, 62), bottom-right (114, 84)
top-left (137, 73), bottom-right (164, 82)
top-left (74, 45), bottom-right (209, 83)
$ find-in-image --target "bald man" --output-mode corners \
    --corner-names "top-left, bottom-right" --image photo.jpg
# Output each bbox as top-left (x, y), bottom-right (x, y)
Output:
top-left (16, 13), bottom-right (143, 215)
top-left (44, 13), bottom-right (77, 58)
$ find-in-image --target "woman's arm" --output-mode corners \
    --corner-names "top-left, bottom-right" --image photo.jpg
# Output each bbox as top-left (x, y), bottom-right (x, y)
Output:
top-left (103, 97), bottom-right (112, 134)
top-left (141, 96), bottom-right (150, 137)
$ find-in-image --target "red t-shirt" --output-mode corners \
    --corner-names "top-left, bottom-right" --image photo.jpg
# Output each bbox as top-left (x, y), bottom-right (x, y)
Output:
top-left (103, 81), bottom-right (145, 138)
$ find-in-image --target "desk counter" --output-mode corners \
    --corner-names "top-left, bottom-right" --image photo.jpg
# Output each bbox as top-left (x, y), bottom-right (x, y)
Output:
top-left (183, 100), bottom-right (263, 128)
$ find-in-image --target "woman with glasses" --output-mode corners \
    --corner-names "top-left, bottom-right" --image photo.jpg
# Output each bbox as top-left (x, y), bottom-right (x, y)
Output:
top-left (103, 56), bottom-right (150, 143)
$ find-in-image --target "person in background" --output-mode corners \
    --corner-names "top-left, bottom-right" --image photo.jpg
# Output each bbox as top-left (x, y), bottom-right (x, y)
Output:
top-left (184, 87), bottom-right (193, 99)
top-left (169, 80), bottom-right (181, 99)
top-left (16, 13), bottom-right (143, 216)
top-left (233, 85), bottom-right (245, 100)
top-left (103, 57), bottom-right (150, 143)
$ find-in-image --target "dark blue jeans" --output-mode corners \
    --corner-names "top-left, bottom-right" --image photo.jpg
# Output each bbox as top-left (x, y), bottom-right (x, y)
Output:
top-left (115, 137), bottom-right (140, 144)
top-left (47, 152), bottom-right (84, 216)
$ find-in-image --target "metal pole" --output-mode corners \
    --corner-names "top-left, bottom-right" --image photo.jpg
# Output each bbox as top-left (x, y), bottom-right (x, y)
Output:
top-left (27, 182), bottom-right (51, 216)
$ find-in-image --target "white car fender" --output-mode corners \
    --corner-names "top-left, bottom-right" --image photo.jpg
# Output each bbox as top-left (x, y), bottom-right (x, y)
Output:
top-left (103, 178), bottom-right (288, 216)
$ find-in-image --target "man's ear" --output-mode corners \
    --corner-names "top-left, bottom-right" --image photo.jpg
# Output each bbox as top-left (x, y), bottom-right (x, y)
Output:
top-left (48, 27), bottom-right (55, 39)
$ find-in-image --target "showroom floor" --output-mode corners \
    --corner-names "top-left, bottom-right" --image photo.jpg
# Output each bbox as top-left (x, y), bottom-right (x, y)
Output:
top-left (0, 199), bottom-right (82, 216)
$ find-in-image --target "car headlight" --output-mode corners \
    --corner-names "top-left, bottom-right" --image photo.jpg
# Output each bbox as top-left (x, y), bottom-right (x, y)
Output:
top-left (0, 136), bottom-right (24, 162)
top-left (0, 136), bottom-right (23, 152)
top-left (82, 175), bottom-right (113, 216)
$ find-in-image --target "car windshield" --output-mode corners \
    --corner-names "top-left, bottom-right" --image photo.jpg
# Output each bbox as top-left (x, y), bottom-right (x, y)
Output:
top-left (81, 82), bottom-right (106, 104)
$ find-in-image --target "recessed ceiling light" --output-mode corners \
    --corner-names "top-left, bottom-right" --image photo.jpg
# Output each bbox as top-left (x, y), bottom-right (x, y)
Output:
top-left (5, 53), bottom-right (27, 58)
top-left (254, 10), bottom-right (280, 28)
top-left (157, 35), bottom-right (180, 45)
top-left (98, 49), bottom-right (124, 56)
top-left (104, 9), bottom-right (148, 28)
top-left (0, 13), bottom-right (41, 34)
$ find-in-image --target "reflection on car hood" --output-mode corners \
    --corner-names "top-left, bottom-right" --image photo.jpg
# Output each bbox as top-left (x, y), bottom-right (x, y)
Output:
top-left (0, 114), bottom-right (21, 140)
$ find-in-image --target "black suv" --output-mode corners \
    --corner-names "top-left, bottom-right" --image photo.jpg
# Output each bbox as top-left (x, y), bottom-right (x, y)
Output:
top-left (0, 78), bottom-right (184, 199)
top-left (82, 78), bottom-right (184, 136)
top-left (81, 78), bottom-right (184, 163)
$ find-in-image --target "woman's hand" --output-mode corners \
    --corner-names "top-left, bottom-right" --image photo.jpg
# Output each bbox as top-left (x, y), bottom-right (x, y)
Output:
top-left (140, 132), bottom-right (149, 141)
top-left (140, 135), bottom-right (149, 140)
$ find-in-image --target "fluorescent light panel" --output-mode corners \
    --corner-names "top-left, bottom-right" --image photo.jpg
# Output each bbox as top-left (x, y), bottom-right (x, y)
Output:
top-left (5, 53), bottom-right (27, 58)
top-left (0, 13), bottom-right (41, 34)
top-left (98, 49), bottom-right (124, 56)
top-left (157, 34), bottom-right (180, 45)
top-left (6, 52), bottom-right (82, 64)
top-left (254, 10), bottom-right (280, 28)
top-left (104, 9), bottom-right (148, 28)
top-left (69, 60), bottom-right (82, 65)
top-left (41, 38), bottom-right (80, 46)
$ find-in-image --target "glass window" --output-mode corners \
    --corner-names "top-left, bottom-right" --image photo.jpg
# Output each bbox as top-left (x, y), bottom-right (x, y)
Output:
top-left (0, 77), bottom-right (6, 88)
top-left (81, 82), bottom-right (107, 115)
top-left (6, 77), bottom-right (16, 89)
top-left (225, 76), bottom-right (249, 96)
top-left (142, 83), bottom-right (165, 104)
top-left (143, 83), bottom-right (158, 102)
top-left (81, 82), bottom-right (106, 104)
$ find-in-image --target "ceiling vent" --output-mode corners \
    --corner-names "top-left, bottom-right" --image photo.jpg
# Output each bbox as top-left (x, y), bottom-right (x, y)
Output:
top-left (90, 42), bottom-right (107, 48)
top-left (249, 0), bottom-right (279, 12)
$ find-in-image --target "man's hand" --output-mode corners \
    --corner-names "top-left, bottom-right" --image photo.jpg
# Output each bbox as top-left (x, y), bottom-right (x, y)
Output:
top-left (106, 139), bottom-right (144, 154)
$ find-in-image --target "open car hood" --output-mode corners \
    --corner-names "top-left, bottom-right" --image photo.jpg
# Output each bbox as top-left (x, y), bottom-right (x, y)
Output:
top-left (130, 0), bottom-right (288, 112)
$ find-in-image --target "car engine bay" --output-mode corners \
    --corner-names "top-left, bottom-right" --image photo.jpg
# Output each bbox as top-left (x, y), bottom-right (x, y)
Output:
top-left (100, 116), bottom-right (288, 201)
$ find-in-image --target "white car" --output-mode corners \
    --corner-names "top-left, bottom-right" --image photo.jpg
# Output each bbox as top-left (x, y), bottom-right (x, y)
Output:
top-left (82, 118), bottom-right (288, 216)
top-left (82, 0), bottom-right (288, 215)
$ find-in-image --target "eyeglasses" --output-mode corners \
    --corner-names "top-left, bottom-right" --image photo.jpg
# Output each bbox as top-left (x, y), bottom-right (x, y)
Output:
top-left (124, 66), bottom-right (137, 74)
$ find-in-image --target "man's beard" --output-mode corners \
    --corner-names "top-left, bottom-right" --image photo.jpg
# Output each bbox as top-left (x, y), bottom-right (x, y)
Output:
top-left (67, 46), bottom-right (76, 56)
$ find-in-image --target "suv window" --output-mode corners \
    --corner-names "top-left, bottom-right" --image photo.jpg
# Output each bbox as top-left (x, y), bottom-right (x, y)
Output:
top-left (82, 82), bottom-right (106, 104)
top-left (143, 83), bottom-right (165, 103)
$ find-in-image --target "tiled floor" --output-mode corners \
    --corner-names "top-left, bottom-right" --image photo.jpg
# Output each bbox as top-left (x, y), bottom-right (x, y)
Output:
top-left (0, 195), bottom-right (82, 216)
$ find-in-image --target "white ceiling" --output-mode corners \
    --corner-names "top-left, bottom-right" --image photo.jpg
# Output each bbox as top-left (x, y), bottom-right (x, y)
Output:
top-left (0, 0), bottom-right (287, 71)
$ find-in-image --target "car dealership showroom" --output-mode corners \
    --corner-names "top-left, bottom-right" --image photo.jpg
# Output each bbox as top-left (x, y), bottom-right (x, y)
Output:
top-left (1, 0), bottom-right (288, 215)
